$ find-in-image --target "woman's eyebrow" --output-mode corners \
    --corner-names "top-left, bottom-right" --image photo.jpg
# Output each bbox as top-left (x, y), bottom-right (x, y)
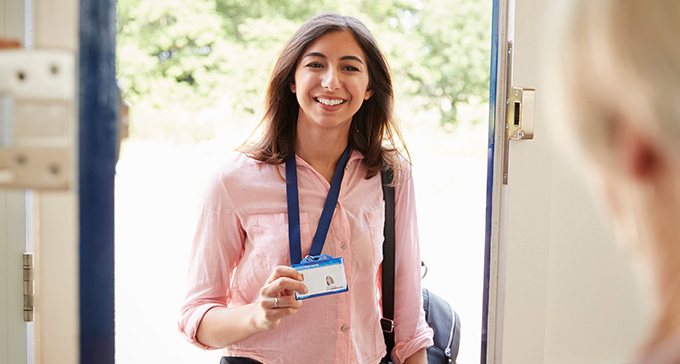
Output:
top-left (340, 55), bottom-right (364, 64)
top-left (302, 52), bottom-right (364, 64)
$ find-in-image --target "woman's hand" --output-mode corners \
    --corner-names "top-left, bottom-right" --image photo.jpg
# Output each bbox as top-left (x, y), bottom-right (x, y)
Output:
top-left (254, 266), bottom-right (308, 331)
top-left (196, 265), bottom-right (308, 347)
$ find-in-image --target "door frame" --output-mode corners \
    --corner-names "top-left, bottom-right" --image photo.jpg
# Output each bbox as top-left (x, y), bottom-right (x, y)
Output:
top-left (78, 0), bottom-right (117, 361)
top-left (1, 3), bottom-right (29, 363)
top-left (482, 0), bottom-right (509, 362)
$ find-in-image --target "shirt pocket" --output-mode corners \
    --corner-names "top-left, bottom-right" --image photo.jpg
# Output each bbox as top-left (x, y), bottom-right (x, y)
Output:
top-left (233, 213), bottom-right (312, 302)
top-left (365, 206), bottom-right (385, 266)
top-left (247, 212), bottom-right (313, 267)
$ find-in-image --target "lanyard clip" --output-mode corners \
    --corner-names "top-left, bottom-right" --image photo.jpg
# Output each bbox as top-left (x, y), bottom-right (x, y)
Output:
top-left (300, 254), bottom-right (333, 265)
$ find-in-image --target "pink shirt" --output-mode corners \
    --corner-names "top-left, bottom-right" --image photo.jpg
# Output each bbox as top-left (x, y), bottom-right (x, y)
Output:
top-left (178, 151), bottom-right (433, 364)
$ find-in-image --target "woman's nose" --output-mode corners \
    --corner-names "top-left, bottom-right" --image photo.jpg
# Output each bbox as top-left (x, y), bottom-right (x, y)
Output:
top-left (321, 69), bottom-right (340, 91)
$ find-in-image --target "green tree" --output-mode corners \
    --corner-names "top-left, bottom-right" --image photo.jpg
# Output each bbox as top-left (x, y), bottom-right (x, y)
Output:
top-left (410, 0), bottom-right (491, 125)
top-left (117, 0), bottom-right (225, 108)
top-left (116, 0), bottom-right (491, 140)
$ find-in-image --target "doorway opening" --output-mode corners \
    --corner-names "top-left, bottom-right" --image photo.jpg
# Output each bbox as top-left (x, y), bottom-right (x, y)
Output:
top-left (115, 1), bottom-right (492, 363)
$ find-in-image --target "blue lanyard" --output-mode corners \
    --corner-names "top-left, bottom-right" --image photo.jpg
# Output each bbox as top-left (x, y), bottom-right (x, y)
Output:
top-left (286, 145), bottom-right (351, 265)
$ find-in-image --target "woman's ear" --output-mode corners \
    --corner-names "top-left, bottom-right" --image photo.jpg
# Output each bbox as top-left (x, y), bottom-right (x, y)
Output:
top-left (616, 122), bottom-right (663, 182)
top-left (290, 82), bottom-right (296, 94)
top-left (364, 88), bottom-right (374, 100)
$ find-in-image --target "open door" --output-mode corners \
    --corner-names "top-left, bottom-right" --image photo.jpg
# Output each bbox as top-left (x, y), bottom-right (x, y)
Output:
top-left (483, 0), bottom-right (650, 363)
top-left (0, 0), bottom-right (116, 362)
top-left (1, 0), bottom-right (79, 362)
top-left (1, 5), bottom-right (30, 364)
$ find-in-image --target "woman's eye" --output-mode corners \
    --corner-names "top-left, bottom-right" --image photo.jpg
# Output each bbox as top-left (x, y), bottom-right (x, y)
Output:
top-left (305, 62), bottom-right (323, 68)
top-left (343, 66), bottom-right (359, 71)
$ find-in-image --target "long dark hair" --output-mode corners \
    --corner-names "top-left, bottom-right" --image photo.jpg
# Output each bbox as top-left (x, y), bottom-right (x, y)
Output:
top-left (242, 13), bottom-right (409, 180)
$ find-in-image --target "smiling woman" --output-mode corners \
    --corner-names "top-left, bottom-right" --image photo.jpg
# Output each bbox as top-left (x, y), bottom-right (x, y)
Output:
top-left (291, 30), bottom-right (374, 182)
top-left (114, 1), bottom-right (491, 363)
top-left (177, 13), bottom-right (433, 364)
top-left (241, 13), bottom-right (407, 184)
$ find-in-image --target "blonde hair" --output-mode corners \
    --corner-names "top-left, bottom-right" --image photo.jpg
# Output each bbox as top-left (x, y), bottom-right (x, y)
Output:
top-left (550, 0), bottom-right (680, 171)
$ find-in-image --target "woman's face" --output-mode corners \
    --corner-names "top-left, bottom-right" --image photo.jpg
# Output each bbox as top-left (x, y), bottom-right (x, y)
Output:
top-left (290, 30), bottom-right (373, 136)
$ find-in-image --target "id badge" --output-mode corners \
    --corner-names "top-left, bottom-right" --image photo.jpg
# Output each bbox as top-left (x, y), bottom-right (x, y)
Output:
top-left (291, 255), bottom-right (348, 300)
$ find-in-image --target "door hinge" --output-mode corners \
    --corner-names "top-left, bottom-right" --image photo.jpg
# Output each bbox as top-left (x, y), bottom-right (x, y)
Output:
top-left (23, 252), bottom-right (34, 322)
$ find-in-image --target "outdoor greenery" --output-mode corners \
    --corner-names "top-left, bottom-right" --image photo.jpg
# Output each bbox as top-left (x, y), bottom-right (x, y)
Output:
top-left (116, 0), bottom-right (491, 142)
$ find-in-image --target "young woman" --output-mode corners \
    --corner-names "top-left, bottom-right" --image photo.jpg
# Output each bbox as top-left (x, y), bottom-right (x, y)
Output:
top-left (549, 1), bottom-right (680, 363)
top-left (178, 13), bottom-right (433, 364)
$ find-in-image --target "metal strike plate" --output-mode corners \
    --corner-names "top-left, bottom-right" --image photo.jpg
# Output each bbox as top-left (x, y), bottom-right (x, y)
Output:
top-left (0, 50), bottom-right (75, 190)
top-left (502, 41), bottom-right (536, 185)
top-left (507, 87), bottom-right (535, 141)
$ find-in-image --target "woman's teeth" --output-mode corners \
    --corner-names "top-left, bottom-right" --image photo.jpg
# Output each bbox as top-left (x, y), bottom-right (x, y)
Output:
top-left (316, 98), bottom-right (345, 106)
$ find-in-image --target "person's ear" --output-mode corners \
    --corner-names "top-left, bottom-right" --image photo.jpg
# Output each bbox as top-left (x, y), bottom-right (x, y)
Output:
top-left (290, 82), bottom-right (296, 94)
top-left (616, 122), bottom-right (663, 182)
top-left (364, 88), bottom-right (373, 100)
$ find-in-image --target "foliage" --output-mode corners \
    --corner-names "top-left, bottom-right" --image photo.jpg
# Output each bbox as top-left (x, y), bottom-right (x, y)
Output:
top-left (410, 0), bottom-right (492, 125)
top-left (116, 0), bottom-right (491, 141)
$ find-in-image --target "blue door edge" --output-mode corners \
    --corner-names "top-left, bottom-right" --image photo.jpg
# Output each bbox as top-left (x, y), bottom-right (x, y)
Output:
top-left (481, 0), bottom-right (500, 363)
top-left (78, 0), bottom-right (117, 361)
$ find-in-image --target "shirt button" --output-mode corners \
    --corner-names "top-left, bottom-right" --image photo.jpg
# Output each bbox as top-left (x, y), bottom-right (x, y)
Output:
top-left (345, 165), bottom-right (349, 171)
top-left (336, 202), bottom-right (340, 208)
top-left (340, 242), bottom-right (347, 249)
top-left (341, 325), bottom-right (349, 332)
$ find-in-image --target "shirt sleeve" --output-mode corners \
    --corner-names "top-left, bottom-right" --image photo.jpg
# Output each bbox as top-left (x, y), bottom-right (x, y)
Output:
top-left (177, 170), bottom-right (246, 350)
top-left (390, 170), bottom-right (435, 364)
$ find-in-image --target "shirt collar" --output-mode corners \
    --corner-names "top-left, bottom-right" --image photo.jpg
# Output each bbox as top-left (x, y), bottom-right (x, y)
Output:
top-left (293, 149), bottom-right (364, 170)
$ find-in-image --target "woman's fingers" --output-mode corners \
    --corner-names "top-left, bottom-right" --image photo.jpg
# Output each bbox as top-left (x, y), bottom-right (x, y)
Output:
top-left (254, 266), bottom-right (307, 331)
top-left (262, 277), bottom-right (308, 298)
top-left (266, 265), bottom-right (304, 284)
top-left (271, 294), bottom-right (303, 310)
top-left (263, 266), bottom-right (308, 297)
top-left (256, 293), bottom-right (303, 330)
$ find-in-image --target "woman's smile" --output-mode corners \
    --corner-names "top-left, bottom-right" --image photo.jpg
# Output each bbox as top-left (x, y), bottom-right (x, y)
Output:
top-left (315, 97), bottom-right (346, 107)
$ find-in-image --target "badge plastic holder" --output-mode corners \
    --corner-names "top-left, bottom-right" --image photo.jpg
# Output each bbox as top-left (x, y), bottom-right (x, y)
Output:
top-left (291, 255), bottom-right (348, 300)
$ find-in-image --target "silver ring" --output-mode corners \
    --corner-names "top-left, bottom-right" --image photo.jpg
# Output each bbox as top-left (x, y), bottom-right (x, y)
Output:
top-left (274, 297), bottom-right (279, 308)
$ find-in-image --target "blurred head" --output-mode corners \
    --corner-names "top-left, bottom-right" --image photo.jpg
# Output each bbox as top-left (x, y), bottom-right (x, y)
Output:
top-left (245, 12), bottom-right (407, 179)
top-left (552, 1), bottom-right (680, 169)
top-left (549, 0), bottom-right (680, 357)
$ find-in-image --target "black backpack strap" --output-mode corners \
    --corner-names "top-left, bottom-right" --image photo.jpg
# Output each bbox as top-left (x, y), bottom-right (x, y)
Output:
top-left (381, 168), bottom-right (396, 361)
